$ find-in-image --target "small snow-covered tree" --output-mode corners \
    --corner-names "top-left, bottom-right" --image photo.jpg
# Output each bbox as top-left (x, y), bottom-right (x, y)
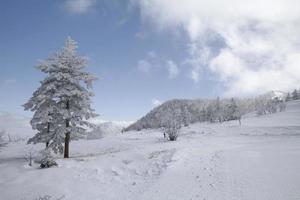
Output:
top-left (161, 102), bottom-right (182, 141)
top-left (292, 89), bottom-right (299, 100)
top-left (24, 37), bottom-right (97, 158)
top-left (164, 117), bottom-right (181, 141)
top-left (36, 149), bottom-right (57, 168)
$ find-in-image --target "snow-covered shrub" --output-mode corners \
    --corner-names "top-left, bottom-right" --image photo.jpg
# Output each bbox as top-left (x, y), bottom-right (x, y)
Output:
top-left (163, 119), bottom-right (181, 141)
top-left (35, 149), bottom-right (57, 168)
top-left (166, 127), bottom-right (179, 141)
top-left (157, 101), bottom-right (183, 141)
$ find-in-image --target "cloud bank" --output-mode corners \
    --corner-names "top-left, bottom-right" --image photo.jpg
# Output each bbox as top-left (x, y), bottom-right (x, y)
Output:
top-left (133, 0), bottom-right (300, 96)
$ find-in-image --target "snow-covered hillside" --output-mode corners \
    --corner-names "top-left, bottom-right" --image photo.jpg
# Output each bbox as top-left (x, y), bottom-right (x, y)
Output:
top-left (125, 92), bottom-right (285, 131)
top-left (0, 100), bottom-right (300, 200)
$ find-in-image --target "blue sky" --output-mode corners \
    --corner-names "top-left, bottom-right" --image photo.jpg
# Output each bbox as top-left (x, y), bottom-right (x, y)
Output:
top-left (1, 0), bottom-right (299, 121)
top-left (0, 0), bottom-right (217, 121)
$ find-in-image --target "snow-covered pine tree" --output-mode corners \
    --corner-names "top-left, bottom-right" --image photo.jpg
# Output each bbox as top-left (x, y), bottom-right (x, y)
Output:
top-left (24, 37), bottom-right (97, 158)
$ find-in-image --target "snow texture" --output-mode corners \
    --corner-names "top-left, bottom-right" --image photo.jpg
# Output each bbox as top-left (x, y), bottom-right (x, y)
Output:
top-left (0, 100), bottom-right (300, 199)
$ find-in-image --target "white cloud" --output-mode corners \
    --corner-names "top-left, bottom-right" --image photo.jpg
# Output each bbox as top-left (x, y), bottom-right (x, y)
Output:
top-left (64, 0), bottom-right (96, 14)
top-left (137, 51), bottom-right (181, 79)
top-left (152, 99), bottom-right (162, 107)
top-left (184, 44), bottom-right (211, 82)
top-left (137, 59), bottom-right (152, 73)
top-left (166, 60), bottom-right (179, 79)
top-left (210, 49), bottom-right (245, 81)
top-left (137, 51), bottom-right (157, 74)
top-left (133, 0), bottom-right (300, 96)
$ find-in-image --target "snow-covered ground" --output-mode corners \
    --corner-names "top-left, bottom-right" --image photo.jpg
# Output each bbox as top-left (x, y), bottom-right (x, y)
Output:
top-left (1, 100), bottom-right (300, 200)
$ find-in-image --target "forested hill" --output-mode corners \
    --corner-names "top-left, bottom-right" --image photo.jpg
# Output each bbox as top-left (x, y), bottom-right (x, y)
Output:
top-left (125, 91), bottom-right (290, 131)
top-left (125, 98), bottom-right (252, 131)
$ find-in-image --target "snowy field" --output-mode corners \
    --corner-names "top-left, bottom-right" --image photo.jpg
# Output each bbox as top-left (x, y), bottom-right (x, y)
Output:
top-left (1, 100), bottom-right (300, 200)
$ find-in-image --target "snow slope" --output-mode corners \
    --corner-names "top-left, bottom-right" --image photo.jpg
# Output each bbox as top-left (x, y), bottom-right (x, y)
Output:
top-left (0, 100), bottom-right (300, 200)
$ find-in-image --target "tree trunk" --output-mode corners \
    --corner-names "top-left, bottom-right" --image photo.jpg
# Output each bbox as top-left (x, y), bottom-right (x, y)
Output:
top-left (64, 100), bottom-right (70, 158)
top-left (64, 132), bottom-right (70, 158)
top-left (46, 122), bottom-right (50, 148)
